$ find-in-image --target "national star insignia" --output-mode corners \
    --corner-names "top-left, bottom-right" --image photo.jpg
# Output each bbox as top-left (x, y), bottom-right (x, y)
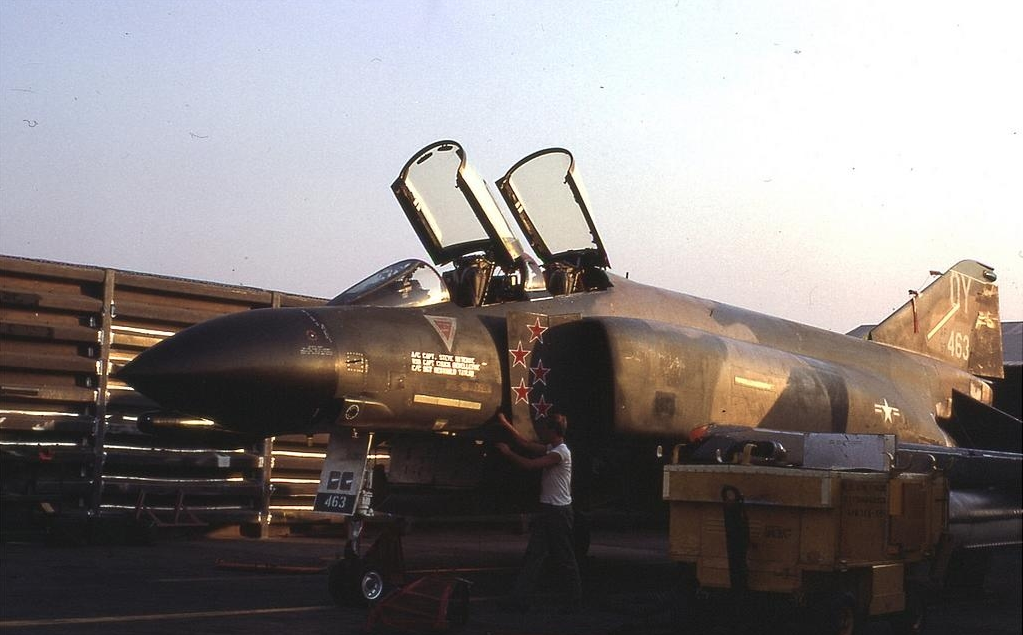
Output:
top-left (873, 398), bottom-right (902, 425)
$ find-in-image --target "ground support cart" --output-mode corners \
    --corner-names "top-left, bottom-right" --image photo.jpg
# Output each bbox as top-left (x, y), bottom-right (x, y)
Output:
top-left (663, 447), bottom-right (947, 634)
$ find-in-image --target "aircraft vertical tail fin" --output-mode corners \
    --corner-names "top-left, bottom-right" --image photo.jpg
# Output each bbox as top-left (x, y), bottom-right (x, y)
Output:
top-left (868, 260), bottom-right (1004, 378)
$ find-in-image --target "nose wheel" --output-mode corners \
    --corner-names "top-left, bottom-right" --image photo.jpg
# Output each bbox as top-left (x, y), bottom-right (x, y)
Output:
top-left (327, 517), bottom-right (405, 606)
top-left (328, 557), bottom-right (390, 606)
top-left (360, 569), bottom-right (387, 602)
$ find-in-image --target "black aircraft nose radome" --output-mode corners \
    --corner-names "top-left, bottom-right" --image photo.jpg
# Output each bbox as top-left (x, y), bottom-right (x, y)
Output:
top-left (118, 308), bottom-right (338, 436)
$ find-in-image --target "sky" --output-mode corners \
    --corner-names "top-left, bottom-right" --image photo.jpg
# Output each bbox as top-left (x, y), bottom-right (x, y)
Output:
top-left (1, 1), bottom-right (1020, 333)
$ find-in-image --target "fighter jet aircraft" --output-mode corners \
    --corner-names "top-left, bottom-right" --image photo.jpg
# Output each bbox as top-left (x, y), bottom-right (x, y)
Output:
top-left (119, 140), bottom-right (1012, 453)
top-left (118, 140), bottom-right (1020, 603)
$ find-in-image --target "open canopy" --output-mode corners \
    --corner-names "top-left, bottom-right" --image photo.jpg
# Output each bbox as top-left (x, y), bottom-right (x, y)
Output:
top-left (391, 140), bottom-right (524, 270)
top-left (498, 148), bottom-right (609, 269)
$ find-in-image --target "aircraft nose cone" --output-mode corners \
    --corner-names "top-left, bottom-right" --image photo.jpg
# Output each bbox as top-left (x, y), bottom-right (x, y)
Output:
top-left (118, 308), bottom-right (337, 435)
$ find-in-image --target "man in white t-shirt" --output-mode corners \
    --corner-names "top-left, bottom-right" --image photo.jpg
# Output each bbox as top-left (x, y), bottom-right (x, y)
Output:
top-left (495, 411), bottom-right (582, 611)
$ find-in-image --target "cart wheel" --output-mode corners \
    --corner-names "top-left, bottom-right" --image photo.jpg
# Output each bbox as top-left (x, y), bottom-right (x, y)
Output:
top-left (807, 591), bottom-right (858, 635)
top-left (668, 566), bottom-right (707, 632)
top-left (832, 605), bottom-right (857, 635)
top-left (888, 584), bottom-right (926, 635)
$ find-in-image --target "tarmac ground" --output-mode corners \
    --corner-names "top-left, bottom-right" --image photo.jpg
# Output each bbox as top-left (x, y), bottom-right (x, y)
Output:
top-left (1, 519), bottom-right (1019, 635)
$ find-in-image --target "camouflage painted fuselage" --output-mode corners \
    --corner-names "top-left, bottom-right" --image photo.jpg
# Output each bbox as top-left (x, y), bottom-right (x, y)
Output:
top-left (121, 264), bottom-right (999, 448)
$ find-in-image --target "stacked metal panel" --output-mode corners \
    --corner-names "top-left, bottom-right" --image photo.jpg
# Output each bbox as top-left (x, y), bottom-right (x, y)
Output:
top-left (0, 255), bottom-right (327, 533)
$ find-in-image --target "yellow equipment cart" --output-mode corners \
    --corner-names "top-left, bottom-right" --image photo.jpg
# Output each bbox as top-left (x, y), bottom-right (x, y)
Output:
top-left (663, 437), bottom-right (947, 634)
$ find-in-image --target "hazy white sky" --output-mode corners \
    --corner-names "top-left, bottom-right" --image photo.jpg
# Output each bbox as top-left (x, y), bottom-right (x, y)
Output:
top-left (2, 1), bottom-right (1020, 333)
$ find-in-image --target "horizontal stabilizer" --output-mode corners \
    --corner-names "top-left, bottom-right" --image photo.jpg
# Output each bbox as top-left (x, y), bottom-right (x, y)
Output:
top-left (938, 389), bottom-right (1022, 454)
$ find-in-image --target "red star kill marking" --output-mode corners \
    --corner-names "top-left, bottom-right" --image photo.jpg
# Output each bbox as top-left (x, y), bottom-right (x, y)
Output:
top-left (530, 360), bottom-right (550, 385)
top-left (527, 317), bottom-right (548, 343)
top-left (512, 378), bottom-right (531, 404)
top-left (531, 394), bottom-right (553, 418)
top-left (509, 341), bottom-right (530, 368)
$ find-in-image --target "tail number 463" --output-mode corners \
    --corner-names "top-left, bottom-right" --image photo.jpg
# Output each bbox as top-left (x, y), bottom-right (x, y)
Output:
top-left (947, 331), bottom-right (970, 361)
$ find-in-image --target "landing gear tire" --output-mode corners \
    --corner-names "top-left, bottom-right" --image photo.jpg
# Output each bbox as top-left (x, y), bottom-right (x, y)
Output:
top-left (359, 568), bottom-right (387, 603)
top-left (328, 558), bottom-right (388, 606)
top-left (327, 559), bottom-right (356, 606)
